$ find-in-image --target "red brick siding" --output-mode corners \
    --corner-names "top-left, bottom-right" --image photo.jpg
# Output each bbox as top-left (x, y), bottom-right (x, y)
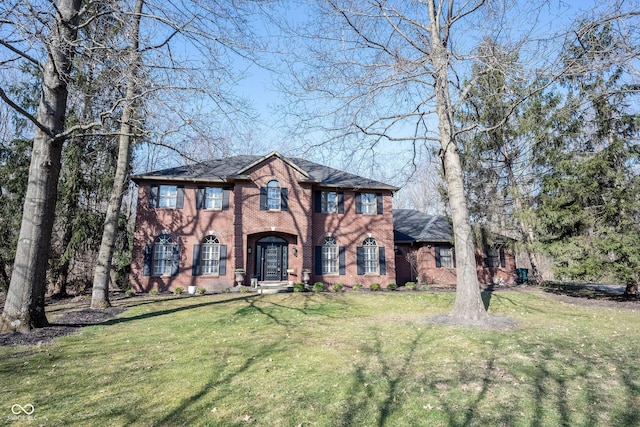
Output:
top-left (395, 243), bottom-right (517, 287)
top-left (130, 156), bottom-right (396, 292)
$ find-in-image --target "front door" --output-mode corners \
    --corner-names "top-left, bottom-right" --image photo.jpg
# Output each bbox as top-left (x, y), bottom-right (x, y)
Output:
top-left (256, 236), bottom-right (288, 282)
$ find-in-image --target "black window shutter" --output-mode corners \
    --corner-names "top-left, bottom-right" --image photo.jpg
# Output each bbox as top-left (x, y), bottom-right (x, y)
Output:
top-left (149, 185), bottom-right (159, 208)
top-left (453, 247), bottom-right (456, 268)
top-left (435, 247), bottom-right (441, 268)
top-left (315, 246), bottom-right (323, 275)
top-left (376, 193), bottom-right (383, 214)
top-left (176, 186), bottom-right (185, 209)
top-left (339, 246), bottom-right (346, 275)
top-left (196, 187), bottom-right (205, 210)
top-left (281, 188), bottom-right (288, 211)
top-left (356, 246), bottom-right (364, 275)
top-left (143, 243), bottom-right (153, 276)
top-left (314, 191), bottom-right (322, 213)
top-left (219, 245), bottom-right (227, 276)
top-left (222, 188), bottom-right (230, 210)
top-left (171, 244), bottom-right (180, 276)
top-left (192, 244), bottom-right (201, 276)
top-left (500, 247), bottom-right (506, 268)
top-left (337, 192), bottom-right (344, 213)
top-left (259, 187), bottom-right (267, 210)
top-left (355, 192), bottom-right (362, 214)
top-left (379, 247), bottom-right (386, 275)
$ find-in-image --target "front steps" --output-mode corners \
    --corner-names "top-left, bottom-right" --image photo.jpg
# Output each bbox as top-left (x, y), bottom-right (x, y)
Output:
top-left (255, 281), bottom-right (293, 294)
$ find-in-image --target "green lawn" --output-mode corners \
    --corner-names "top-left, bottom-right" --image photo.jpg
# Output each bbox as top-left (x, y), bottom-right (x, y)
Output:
top-left (1, 290), bottom-right (639, 426)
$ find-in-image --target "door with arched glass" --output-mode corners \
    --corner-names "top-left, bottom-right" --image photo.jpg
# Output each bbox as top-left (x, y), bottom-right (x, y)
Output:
top-left (255, 236), bottom-right (288, 281)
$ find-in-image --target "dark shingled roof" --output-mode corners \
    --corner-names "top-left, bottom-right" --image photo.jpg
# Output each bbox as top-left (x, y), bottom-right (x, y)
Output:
top-left (133, 152), bottom-right (398, 191)
top-left (392, 209), bottom-right (452, 243)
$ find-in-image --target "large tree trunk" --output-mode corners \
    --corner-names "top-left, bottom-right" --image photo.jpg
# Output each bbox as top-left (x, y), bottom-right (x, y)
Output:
top-left (0, 0), bottom-right (82, 333)
top-left (428, 0), bottom-right (487, 322)
top-left (91, 0), bottom-right (144, 309)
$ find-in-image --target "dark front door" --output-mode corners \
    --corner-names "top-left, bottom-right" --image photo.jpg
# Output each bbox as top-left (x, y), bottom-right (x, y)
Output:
top-left (256, 236), bottom-right (288, 282)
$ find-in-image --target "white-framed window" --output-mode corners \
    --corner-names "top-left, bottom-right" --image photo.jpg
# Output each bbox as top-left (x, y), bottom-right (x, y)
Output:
top-left (361, 193), bottom-right (376, 214)
top-left (363, 237), bottom-right (378, 274)
top-left (436, 247), bottom-right (453, 268)
top-left (153, 234), bottom-right (174, 275)
top-left (267, 180), bottom-right (281, 210)
top-left (201, 235), bottom-right (221, 275)
top-left (205, 187), bottom-right (223, 210)
top-left (322, 191), bottom-right (338, 213)
top-left (322, 236), bottom-right (339, 274)
top-left (158, 185), bottom-right (178, 208)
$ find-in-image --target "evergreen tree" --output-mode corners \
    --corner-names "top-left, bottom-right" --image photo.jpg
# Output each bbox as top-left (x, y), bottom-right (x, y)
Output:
top-left (536, 22), bottom-right (640, 296)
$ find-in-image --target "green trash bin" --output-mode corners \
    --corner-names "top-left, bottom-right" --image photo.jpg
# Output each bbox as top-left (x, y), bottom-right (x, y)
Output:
top-left (516, 268), bottom-right (529, 283)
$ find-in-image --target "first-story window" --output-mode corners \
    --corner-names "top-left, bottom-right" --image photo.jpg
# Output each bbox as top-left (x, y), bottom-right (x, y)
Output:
top-left (153, 234), bottom-right (174, 275)
top-left (363, 237), bottom-right (379, 273)
top-left (201, 235), bottom-right (221, 275)
top-left (322, 237), bottom-right (338, 274)
top-left (435, 246), bottom-right (453, 268)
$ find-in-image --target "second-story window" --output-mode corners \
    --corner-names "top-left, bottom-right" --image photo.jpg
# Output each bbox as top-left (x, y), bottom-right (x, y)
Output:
top-left (355, 192), bottom-right (382, 214)
top-left (205, 187), bottom-right (223, 210)
top-left (260, 180), bottom-right (288, 211)
top-left (361, 193), bottom-right (376, 214)
top-left (267, 180), bottom-right (281, 210)
top-left (149, 184), bottom-right (184, 209)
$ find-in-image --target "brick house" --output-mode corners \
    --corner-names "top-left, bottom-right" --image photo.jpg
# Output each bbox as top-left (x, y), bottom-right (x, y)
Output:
top-left (130, 151), bottom-right (517, 293)
top-left (393, 209), bottom-right (517, 286)
top-left (130, 152), bottom-right (398, 293)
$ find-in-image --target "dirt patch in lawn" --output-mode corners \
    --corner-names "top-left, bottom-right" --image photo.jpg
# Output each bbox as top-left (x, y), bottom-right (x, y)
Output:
top-left (525, 283), bottom-right (639, 311)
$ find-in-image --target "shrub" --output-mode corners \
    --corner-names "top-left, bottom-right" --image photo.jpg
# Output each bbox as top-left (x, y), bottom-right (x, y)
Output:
top-left (369, 283), bottom-right (381, 291)
top-left (405, 282), bottom-right (417, 290)
top-left (149, 289), bottom-right (159, 295)
top-left (222, 287), bottom-right (231, 293)
top-left (312, 282), bottom-right (325, 292)
top-left (125, 289), bottom-right (135, 297)
top-left (196, 287), bottom-right (206, 295)
top-left (174, 287), bottom-right (184, 295)
top-left (240, 285), bottom-right (251, 293)
top-left (420, 285), bottom-right (431, 291)
top-left (386, 283), bottom-right (398, 291)
top-left (352, 283), bottom-right (363, 291)
top-left (293, 283), bottom-right (306, 292)
top-left (332, 283), bottom-right (344, 292)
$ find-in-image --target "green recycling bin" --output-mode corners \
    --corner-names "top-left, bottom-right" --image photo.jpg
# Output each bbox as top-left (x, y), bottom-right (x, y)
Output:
top-left (516, 268), bottom-right (528, 283)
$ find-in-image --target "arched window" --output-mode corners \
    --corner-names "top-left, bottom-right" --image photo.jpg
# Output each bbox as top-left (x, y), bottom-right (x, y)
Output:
top-left (201, 235), bottom-right (221, 275)
top-left (267, 180), bottom-right (281, 210)
top-left (322, 236), bottom-right (338, 274)
top-left (153, 234), bottom-right (174, 276)
top-left (363, 237), bottom-right (378, 274)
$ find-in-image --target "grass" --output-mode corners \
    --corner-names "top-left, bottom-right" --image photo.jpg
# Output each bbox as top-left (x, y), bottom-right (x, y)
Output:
top-left (1, 290), bottom-right (639, 426)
